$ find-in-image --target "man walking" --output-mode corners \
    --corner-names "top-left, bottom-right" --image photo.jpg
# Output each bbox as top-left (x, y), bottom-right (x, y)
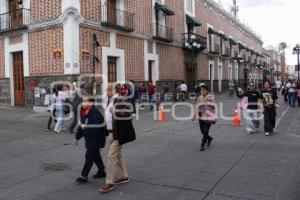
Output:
top-left (75, 97), bottom-right (107, 183)
top-left (242, 82), bottom-right (262, 134)
top-left (179, 81), bottom-right (188, 101)
top-left (99, 85), bottom-right (136, 193)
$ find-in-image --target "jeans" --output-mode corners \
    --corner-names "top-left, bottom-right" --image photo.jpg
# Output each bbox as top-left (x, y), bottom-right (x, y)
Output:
top-left (199, 120), bottom-right (212, 146)
top-left (149, 95), bottom-right (155, 110)
top-left (54, 105), bottom-right (64, 130)
top-left (264, 107), bottom-right (276, 133)
top-left (81, 148), bottom-right (105, 177)
top-left (288, 92), bottom-right (295, 107)
top-left (244, 109), bottom-right (260, 132)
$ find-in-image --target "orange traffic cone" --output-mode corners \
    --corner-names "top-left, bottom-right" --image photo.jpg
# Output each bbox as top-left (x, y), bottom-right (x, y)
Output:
top-left (157, 104), bottom-right (167, 122)
top-left (232, 109), bottom-right (241, 127)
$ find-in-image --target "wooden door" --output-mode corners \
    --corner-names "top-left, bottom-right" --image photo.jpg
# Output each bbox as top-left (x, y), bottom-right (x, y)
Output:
top-left (108, 57), bottom-right (117, 83)
top-left (13, 52), bottom-right (25, 106)
top-left (107, 0), bottom-right (116, 25)
top-left (9, 0), bottom-right (23, 28)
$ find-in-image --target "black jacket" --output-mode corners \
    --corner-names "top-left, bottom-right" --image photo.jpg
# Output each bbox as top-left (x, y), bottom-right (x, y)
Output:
top-left (76, 106), bottom-right (106, 149)
top-left (113, 97), bottom-right (136, 145)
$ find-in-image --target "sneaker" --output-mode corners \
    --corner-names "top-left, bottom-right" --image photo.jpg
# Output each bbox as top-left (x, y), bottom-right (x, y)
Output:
top-left (114, 177), bottom-right (129, 185)
top-left (76, 176), bottom-right (88, 183)
top-left (59, 127), bottom-right (66, 131)
top-left (265, 132), bottom-right (270, 136)
top-left (207, 137), bottom-right (213, 147)
top-left (93, 171), bottom-right (106, 179)
top-left (54, 129), bottom-right (61, 134)
top-left (44, 128), bottom-right (51, 131)
top-left (99, 184), bottom-right (115, 193)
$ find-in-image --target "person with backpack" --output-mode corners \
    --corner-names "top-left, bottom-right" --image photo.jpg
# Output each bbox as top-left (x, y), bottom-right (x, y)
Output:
top-left (192, 84), bottom-right (217, 151)
top-left (75, 96), bottom-right (107, 183)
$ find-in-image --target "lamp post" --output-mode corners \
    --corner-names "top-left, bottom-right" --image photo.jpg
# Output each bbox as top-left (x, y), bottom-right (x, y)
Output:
top-left (292, 44), bottom-right (300, 81)
top-left (92, 33), bottom-right (100, 95)
top-left (185, 34), bottom-right (202, 91)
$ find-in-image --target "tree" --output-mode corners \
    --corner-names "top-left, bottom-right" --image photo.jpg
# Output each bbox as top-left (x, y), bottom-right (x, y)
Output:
top-left (278, 42), bottom-right (287, 53)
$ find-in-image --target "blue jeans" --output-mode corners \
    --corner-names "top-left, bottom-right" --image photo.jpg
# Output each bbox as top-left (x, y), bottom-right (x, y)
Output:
top-left (288, 92), bottom-right (295, 107)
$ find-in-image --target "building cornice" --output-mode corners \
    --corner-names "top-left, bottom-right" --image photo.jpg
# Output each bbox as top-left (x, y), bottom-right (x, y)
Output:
top-left (199, 0), bottom-right (263, 44)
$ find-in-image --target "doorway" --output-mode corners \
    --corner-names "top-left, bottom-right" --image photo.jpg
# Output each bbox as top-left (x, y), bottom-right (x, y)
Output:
top-left (218, 65), bottom-right (222, 92)
top-left (13, 51), bottom-right (25, 106)
top-left (107, 56), bottom-right (117, 83)
top-left (148, 60), bottom-right (153, 82)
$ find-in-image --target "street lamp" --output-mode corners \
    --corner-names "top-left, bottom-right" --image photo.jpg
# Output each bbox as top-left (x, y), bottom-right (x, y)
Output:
top-left (292, 44), bottom-right (300, 81)
top-left (185, 34), bottom-right (202, 91)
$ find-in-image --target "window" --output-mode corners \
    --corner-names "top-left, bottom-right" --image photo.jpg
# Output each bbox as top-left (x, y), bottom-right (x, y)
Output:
top-left (186, 0), bottom-right (194, 13)
top-left (108, 57), bottom-right (117, 83)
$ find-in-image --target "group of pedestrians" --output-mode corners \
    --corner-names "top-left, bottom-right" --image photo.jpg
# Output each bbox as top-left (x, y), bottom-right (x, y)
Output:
top-left (281, 79), bottom-right (300, 107)
top-left (241, 81), bottom-right (278, 136)
top-left (75, 83), bottom-right (136, 193)
top-left (44, 82), bottom-right (83, 134)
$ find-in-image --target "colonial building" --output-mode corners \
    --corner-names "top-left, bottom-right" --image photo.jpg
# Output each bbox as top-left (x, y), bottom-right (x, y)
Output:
top-left (0, 0), bottom-right (265, 108)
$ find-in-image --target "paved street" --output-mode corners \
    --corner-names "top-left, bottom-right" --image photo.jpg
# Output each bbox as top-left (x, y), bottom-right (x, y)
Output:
top-left (0, 95), bottom-right (300, 200)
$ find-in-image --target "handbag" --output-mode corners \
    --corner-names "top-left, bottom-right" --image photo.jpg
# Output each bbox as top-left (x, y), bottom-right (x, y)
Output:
top-left (240, 96), bottom-right (248, 110)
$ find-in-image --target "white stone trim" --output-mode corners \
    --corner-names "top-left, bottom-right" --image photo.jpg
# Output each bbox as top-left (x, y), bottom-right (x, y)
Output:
top-left (184, 0), bottom-right (196, 17)
top-left (102, 46), bottom-right (125, 90)
top-left (144, 40), bottom-right (159, 83)
top-left (63, 13), bottom-right (80, 74)
top-left (62, 0), bottom-right (80, 13)
top-left (110, 32), bottom-right (116, 48)
top-left (208, 60), bottom-right (214, 93)
top-left (4, 32), bottom-right (29, 106)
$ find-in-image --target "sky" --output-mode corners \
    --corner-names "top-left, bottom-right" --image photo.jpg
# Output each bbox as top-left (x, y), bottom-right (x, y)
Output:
top-left (215, 0), bottom-right (300, 65)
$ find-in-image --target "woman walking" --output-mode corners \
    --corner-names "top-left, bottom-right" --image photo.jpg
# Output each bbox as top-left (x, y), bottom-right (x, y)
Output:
top-left (99, 84), bottom-right (136, 193)
top-left (75, 96), bottom-right (106, 183)
top-left (45, 88), bottom-right (56, 131)
top-left (54, 85), bottom-right (65, 133)
top-left (261, 81), bottom-right (278, 136)
top-left (193, 84), bottom-right (216, 151)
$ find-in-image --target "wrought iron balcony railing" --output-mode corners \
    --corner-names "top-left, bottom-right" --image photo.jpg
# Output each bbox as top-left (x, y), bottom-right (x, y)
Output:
top-left (152, 23), bottom-right (174, 42)
top-left (100, 5), bottom-right (134, 32)
top-left (0, 8), bottom-right (30, 33)
top-left (182, 33), bottom-right (207, 52)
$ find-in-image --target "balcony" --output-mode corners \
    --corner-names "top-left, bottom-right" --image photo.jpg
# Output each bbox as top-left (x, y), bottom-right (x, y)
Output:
top-left (152, 23), bottom-right (174, 43)
top-left (232, 51), bottom-right (239, 59)
top-left (0, 8), bottom-right (30, 33)
top-left (100, 5), bottom-right (134, 32)
top-left (182, 33), bottom-right (207, 52)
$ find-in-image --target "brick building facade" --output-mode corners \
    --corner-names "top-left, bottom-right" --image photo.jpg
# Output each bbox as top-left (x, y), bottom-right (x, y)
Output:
top-left (0, 0), bottom-right (266, 107)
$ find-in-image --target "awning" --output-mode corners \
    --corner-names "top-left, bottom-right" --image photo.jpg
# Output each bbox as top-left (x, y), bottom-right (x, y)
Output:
top-left (154, 2), bottom-right (174, 16)
top-left (219, 33), bottom-right (229, 41)
top-left (208, 27), bottom-right (219, 35)
top-left (229, 38), bottom-right (238, 45)
top-left (186, 14), bottom-right (202, 27)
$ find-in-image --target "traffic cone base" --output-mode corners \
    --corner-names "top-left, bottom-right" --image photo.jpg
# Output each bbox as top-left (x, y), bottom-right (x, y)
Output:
top-left (232, 109), bottom-right (241, 127)
top-left (157, 104), bottom-right (167, 122)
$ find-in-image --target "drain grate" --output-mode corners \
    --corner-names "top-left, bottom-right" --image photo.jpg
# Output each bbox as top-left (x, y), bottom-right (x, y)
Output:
top-left (41, 163), bottom-right (71, 172)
